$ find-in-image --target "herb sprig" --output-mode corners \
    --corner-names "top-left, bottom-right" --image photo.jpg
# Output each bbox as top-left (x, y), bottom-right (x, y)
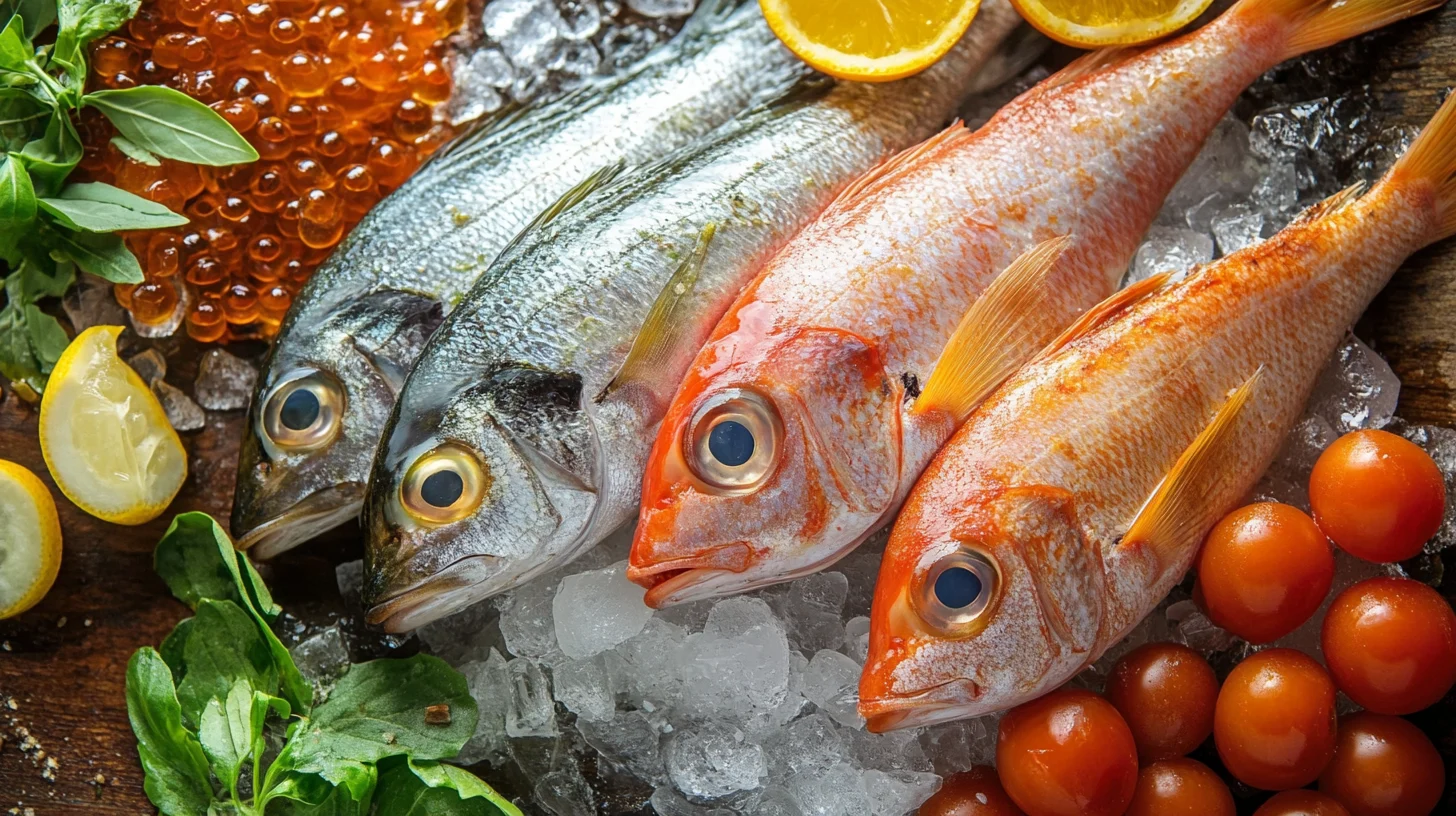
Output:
top-left (127, 513), bottom-right (522, 816)
top-left (0, 0), bottom-right (257, 393)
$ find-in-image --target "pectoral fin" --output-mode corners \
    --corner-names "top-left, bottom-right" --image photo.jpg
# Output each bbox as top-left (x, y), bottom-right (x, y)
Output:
top-left (1120, 367), bottom-right (1266, 574)
top-left (1035, 271), bottom-right (1170, 363)
top-left (913, 235), bottom-right (1070, 424)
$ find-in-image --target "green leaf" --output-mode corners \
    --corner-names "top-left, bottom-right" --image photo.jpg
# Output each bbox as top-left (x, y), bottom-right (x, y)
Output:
top-left (85, 86), bottom-right (258, 166)
top-left (264, 770), bottom-right (374, 816)
top-left (57, 0), bottom-right (138, 46)
top-left (0, 89), bottom-right (49, 152)
top-left (175, 599), bottom-right (279, 730)
top-left (0, 301), bottom-right (42, 394)
top-left (159, 616), bottom-right (194, 682)
top-left (125, 647), bottom-right (215, 816)
top-left (23, 303), bottom-right (66, 373)
top-left (39, 181), bottom-right (187, 232)
top-left (374, 757), bottom-right (522, 816)
top-left (198, 680), bottom-right (254, 792)
top-left (2, 0), bottom-right (57, 40)
top-left (18, 111), bottom-right (81, 196)
top-left (111, 133), bottom-right (158, 166)
top-left (278, 655), bottom-right (477, 784)
top-left (0, 153), bottom-right (36, 227)
top-left (0, 14), bottom-right (29, 71)
top-left (49, 227), bottom-right (143, 282)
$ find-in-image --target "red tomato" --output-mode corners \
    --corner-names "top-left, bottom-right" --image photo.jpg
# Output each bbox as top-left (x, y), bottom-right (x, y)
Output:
top-left (1197, 502), bottom-right (1335, 643)
top-left (1318, 712), bottom-right (1445, 816)
top-left (1214, 648), bottom-right (1337, 790)
top-left (1308, 430), bottom-right (1445, 562)
top-left (1321, 576), bottom-right (1456, 714)
top-left (1254, 790), bottom-right (1353, 816)
top-left (920, 766), bottom-right (1026, 816)
top-left (1104, 642), bottom-right (1217, 761)
top-left (1124, 758), bottom-right (1235, 816)
top-left (996, 688), bottom-right (1138, 816)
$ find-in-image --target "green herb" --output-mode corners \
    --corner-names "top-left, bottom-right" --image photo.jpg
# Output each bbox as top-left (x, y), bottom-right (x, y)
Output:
top-left (0, 0), bottom-right (255, 392)
top-left (126, 512), bottom-right (522, 816)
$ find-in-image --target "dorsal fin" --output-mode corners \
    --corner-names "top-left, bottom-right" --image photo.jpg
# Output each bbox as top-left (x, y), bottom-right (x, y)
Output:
top-left (1034, 270), bottom-right (1171, 363)
top-left (1037, 46), bottom-right (1144, 94)
top-left (498, 162), bottom-right (626, 261)
top-left (912, 236), bottom-right (1071, 424)
top-left (1290, 181), bottom-right (1365, 227)
top-left (819, 123), bottom-right (975, 220)
top-left (597, 223), bottom-right (717, 407)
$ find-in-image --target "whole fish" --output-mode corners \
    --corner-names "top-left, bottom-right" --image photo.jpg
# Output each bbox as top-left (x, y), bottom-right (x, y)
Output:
top-left (360, 1), bottom-right (1029, 632)
top-left (230, 0), bottom-right (811, 557)
top-left (858, 93), bottom-right (1456, 732)
top-left (627, 0), bottom-right (1439, 607)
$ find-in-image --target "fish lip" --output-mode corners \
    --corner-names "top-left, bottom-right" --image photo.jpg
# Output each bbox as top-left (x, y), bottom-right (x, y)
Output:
top-left (234, 482), bottom-right (365, 559)
top-left (626, 542), bottom-right (754, 607)
top-left (364, 555), bottom-right (504, 632)
top-left (860, 678), bottom-right (983, 733)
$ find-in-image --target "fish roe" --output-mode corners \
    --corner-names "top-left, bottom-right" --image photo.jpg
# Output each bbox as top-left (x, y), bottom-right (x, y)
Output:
top-left (76, 0), bottom-right (464, 342)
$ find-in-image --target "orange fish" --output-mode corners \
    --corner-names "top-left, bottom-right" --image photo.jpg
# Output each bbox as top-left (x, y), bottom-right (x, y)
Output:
top-left (627, 0), bottom-right (1440, 608)
top-left (858, 92), bottom-right (1456, 732)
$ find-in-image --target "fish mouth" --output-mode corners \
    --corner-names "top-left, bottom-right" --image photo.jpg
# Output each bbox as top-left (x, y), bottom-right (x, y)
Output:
top-left (234, 483), bottom-right (365, 559)
top-left (626, 542), bottom-right (755, 608)
top-left (860, 678), bottom-right (983, 733)
top-left (365, 555), bottom-right (503, 633)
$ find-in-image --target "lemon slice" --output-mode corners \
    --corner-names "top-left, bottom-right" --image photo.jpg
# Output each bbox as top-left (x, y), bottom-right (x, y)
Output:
top-left (39, 326), bottom-right (187, 525)
top-left (0, 460), bottom-right (62, 619)
top-left (760, 0), bottom-right (982, 81)
top-left (1009, 0), bottom-right (1213, 47)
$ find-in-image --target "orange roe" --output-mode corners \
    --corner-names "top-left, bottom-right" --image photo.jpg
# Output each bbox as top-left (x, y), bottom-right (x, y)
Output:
top-left (76, 0), bottom-right (464, 342)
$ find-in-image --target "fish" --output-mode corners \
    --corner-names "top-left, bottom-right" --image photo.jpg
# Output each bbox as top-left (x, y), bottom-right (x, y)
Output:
top-left (359, 0), bottom-right (1031, 632)
top-left (229, 0), bottom-right (813, 558)
top-left (858, 90), bottom-right (1456, 732)
top-left (627, 0), bottom-right (1440, 608)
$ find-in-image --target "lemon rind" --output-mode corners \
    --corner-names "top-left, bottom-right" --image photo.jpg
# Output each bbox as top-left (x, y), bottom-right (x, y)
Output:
top-left (0, 460), bottom-right (62, 620)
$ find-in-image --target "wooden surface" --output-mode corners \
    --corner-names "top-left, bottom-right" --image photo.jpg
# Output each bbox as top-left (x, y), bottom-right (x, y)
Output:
top-left (6, 8), bottom-right (1456, 814)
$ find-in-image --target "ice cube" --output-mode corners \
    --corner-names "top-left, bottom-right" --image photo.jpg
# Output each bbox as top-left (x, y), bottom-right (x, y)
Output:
top-left (125, 349), bottom-right (167, 385)
top-left (1163, 115), bottom-right (1258, 215)
top-left (625, 0), bottom-right (694, 17)
top-left (788, 762), bottom-right (874, 816)
top-left (552, 654), bottom-right (617, 723)
top-left (289, 625), bottom-right (349, 703)
top-left (851, 727), bottom-right (932, 774)
top-left (484, 0), bottom-right (566, 69)
top-left (656, 599), bottom-right (713, 631)
top-left (1184, 191), bottom-right (1235, 235)
top-left (785, 572), bottom-right (849, 652)
top-left (762, 712), bottom-right (850, 782)
top-left (598, 24), bottom-right (658, 70)
top-left (1354, 125), bottom-right (1419, 185)
top-left (666, 724), bottom-right (767, 799)
top-left (1128, 227), bottom-right (1214, 284)
top-left (1402, 425), bottom-right (1456, 553)
top-left (1253, 162), bottom-right (1299, 222)
top-left (500, 575), bottom-right (561, 658)
top-left (62, 273), bottom-right (128, 333)
top-left (1210, 203), bottom-right (1265, 255)
top-left (800, 650), bottom-right (864, 729)
top-left (1308, 334), bottom-right (1399, 433)
top-left (415, 599), bottom-right (498, 666)
top-left (1167, 599), bottom-right (1235, 656)
top-left (130, 279), bottom-right (187, 338)
top-left (746, 785), bottom-right (804, 816)
top-left (193, 349), bottom-right (257, 411)
top-left (677, 598), bottom-right (792, 721)
top-left (616, 616), bottom-right (686, 705)
top-left (1250, 101), bottom-right (1326, 161)
top-left (919, 721), bottom-right (974, 776)
top-left (458, 648), bottom-right (511, 766)
top-left (579, 709), bottom-right (668, 784)
top-left (334, 559), bottom-right (363, 608)
top-left (505, 657), bottom-right (558, 738)
top-left (862, 769), bottom-right (941, 816)
top-left (553, 561), bottom-right (653, 659)
top-left (842, 616), bottom-right (870, 663)
top-left (534, 763), bottom-right (595, 816)
top-left (509, 733), bottom-right (567, 782)
top-left (1252, 413), bottom-right (1337, 510)
top-left (549, 39), bottom-right (601, 80)
top-left (557, 0), bottom-right (602, 39)
top-left (153, 381), bottom-right (205, 432)
top-left (650, 786), bottom-right (737, 816)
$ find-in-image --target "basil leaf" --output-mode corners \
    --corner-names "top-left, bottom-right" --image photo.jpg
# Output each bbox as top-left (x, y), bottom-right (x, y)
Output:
top-left (23, 303), bottom-right (66, 372)
top-left (7, 254), bottom-right (72, 301)
top-left (0, 89), bottom-right (49, 152)
top-left (264, 769), bottom-right (374, 816)
top-left (281, 655), bottom-right (478, 778)
top-left (50, 227), bottom-right (143, 282)
top-left (374, 757), bottom-right (522, 816)
top-left (197, 679), bottom-right (255, 792)
top-left (159, 616), bottom-right (193, 682)
top-left (0, 14), bottom-right (29, 71)
top-left (174, 599), bottom-right (279, 730)
top-left (0, 153), bottom-right (36, 224)
top-left (18, 110), bottom-right (81, 196)
top-left (85, 86), bottom-right (258, 166)
top-left (57, 0), bottom-right (138, 44)
top-left (2, 0), bottom-right (56, 40)
top-left (0, 299), bottom-right (42, 388)
top-left (39, 181), bottom-right (187, 232)
top-left (111, 133), bottom-right (158, 166)
top-left (125, 647), bottom-right (215, 816)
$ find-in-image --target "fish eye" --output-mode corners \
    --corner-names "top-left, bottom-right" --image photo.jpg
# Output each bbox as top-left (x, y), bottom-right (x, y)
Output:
top-left (685, 388), bottom-right (782, 491)
top-left (400, 443), bottom-right (489, 525)
top-left (262, 370), bottom-right (344, 451)
top-left (913, 547), bottom-right (1001, 638)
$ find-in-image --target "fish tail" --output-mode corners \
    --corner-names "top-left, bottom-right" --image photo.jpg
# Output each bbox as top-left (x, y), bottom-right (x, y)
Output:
top-left (1388, 92), bottom-right (1456, 242)
top-left (1237, 0), bottom-right (1444, 60)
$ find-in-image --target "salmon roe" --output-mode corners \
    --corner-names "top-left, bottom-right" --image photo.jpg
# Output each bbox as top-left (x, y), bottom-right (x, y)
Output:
top-left (75, 0), bottom-right (464, 342)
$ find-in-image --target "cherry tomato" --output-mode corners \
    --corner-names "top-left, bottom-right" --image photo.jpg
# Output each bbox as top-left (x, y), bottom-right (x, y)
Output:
top-left (1214, 648), bottom-right (1337, 790)
top-left (996, 688), bottom-right (1138, 816)
top-left (1254, 790), bottom-right (1353, 816)
top-left (1318, 712), bottom-right (1445, 816)
top-left (1124, 758), bottom-right (1235, 816)
top-left (1104, 642), bottom-right (1218, 761)
top-left (1197, 502), bottom-right (1335, 643)
top-left (1321, 576), bottom-right (1456, 714)
top-left (1308, 429), bottom-right (1445, 562)
top-left (920, 766), bottom-right (1026, 816)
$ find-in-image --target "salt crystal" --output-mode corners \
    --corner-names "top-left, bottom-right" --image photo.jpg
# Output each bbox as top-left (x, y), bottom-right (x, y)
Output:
top-left (666, 724), bottom-right (766, 799)
top-left (458, 649), bottom-right (511, 766)
top-left (500, 576), bottom-right (560, 658)
top-left (785, 572), bottom-right (849, 652)
top-left (1128, 227), bottom-right (1214, 284)
top-left (800, 650), bottom-right (864, 729)
top-left (579, 709), bottom-right (667, 784)
top-left (505, 657), bottom-right (557, 738)
top-left (1210, 203), bottom-right (1265, 255)
top-left (153, 381), bottom-right (205, 432)
top-left (551, 654), bottom-right (616, 722)
top-left (625, 0), bottom-right (694, 17)
top-left (194, 349), bottom-right (257, 411)
top-left (862, 769), bottom-right (942, 816)
top-left (553, 561), bottom-right (653, 658)
top-left (125, 349), bottom-right (166, 385)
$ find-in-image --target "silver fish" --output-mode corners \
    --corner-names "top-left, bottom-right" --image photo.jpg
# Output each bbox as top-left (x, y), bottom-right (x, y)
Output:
top-left (231, 0), bottom-right (811, 557)
top-left (360, 0), bottom-right (1027, 632)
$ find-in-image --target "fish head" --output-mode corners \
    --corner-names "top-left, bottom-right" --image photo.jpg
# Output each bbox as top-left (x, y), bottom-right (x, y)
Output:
top-left (232, 289), bottom-right (444, 558)
top-left (859, 484), bottom-right (1105, 732)
top-left (362, 366), bottom-right (599, 632)
top-left (630, 325), bottom-right (905, 606)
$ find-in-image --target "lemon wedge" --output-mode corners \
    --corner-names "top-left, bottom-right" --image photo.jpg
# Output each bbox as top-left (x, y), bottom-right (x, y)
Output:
top-left (759, 0), bottom-right (982, 81)
top-left (39, 326), bottom-right (187, 525)
top-left (1009, 0), bottom-right (1213, 47)
top-left (0, 460), bottom-right (62, 619)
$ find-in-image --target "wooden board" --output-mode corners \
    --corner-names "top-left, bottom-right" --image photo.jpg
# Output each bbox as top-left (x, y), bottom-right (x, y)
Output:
top-left (5, 7), bottom-right (1456, 814)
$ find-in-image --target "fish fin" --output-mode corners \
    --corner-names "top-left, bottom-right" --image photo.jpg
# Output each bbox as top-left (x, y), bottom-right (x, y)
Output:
top-left (1388, 90), bottom-right (1456, 241)
top-left (1290, 181), bottom-right (1366, 226)
top-left (1037, 46), bottom-right (1143, 93)
top-left (819, 123), bottom-right (974, 219)
top-left (598, 223), bottom-right (718, 406)
top-left (1120, 367), bottom-right (1266, 573)
top-left (912, 236), bottom-right (1072, 423)
top-left (1034, 271), bottom-right (1171, 363)
top-left (498, 162), bottom-right (626, 261)
top-left (1239, 0), bottom-right (1443, 61)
